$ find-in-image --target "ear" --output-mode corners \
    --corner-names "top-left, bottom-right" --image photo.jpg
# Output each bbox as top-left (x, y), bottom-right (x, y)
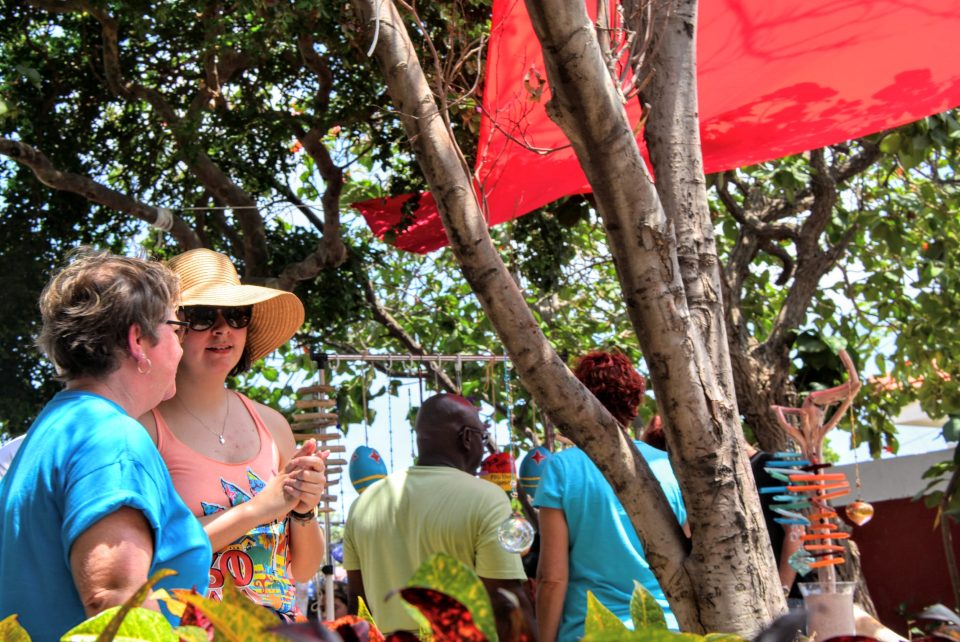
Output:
top-left (457, 427), bottom-right (472, 451)
top-left (127, 324), bottom-right (144, 358)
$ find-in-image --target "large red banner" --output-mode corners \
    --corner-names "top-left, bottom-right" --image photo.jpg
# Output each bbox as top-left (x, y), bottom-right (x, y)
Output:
top-left (356, 0), bottom-right (960, 254)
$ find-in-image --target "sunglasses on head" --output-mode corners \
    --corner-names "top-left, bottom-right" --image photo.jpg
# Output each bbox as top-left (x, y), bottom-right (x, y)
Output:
top-left (178, 305), bottom-right (253, 332)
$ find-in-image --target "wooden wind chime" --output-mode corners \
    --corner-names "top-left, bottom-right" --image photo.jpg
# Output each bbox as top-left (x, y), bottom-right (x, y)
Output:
top-left (292, 362), bottom-right (346, 621)
top-left (767, 349), bottom-right (874, 584)
top-left (292, 367), bottom-right (345, 515)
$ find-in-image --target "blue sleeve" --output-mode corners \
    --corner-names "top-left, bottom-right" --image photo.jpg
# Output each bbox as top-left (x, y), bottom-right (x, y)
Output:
top-left (652, 459), bottom-right (687, 525)
top-left (666, 476), bottom-right (686, 525)
top-left (533, 453), bottom-right (565, 510)
top-left (61, 450), bottom-right (165, 565)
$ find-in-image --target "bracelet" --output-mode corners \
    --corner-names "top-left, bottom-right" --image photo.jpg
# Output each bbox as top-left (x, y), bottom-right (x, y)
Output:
top-left (288, 508), bottom-right (316, 524)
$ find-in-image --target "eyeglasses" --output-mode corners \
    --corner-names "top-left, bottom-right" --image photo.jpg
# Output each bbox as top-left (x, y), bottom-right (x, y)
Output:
top-left (460, 424), bottom-right (497, 455)
top-left (165, 319), bottom-right (190, 341)
top-left (178, 305), bottom-right (253, 332)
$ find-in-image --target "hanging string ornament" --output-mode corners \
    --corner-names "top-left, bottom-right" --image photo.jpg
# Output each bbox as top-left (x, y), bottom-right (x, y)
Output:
top-left (495, 356), bottom-right (535, 553)
top-left (844, 405), bottom-right (875, 526)
top-left (771, 349), bottom-right (862, 583)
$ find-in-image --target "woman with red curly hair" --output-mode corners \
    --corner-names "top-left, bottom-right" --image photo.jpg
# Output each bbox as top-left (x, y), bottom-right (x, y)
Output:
top-left (533, 350), bottom-right (687, 641)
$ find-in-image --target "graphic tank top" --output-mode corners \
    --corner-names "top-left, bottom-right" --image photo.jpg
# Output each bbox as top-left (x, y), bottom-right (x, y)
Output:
top-left (153, 393), bottom-right (300, 620)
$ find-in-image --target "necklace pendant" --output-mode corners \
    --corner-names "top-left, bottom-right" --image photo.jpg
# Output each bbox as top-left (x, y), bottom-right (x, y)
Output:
top-left (218, 435), bottom-right (226, 445)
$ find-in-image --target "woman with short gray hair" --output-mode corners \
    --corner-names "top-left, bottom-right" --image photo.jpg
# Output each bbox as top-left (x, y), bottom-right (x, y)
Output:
top-left (0, 249), bottom-right (211, 639)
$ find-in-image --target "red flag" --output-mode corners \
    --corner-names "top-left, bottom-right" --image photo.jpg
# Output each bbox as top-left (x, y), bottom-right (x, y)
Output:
top-left (357, 0), bottom-right (960, 253)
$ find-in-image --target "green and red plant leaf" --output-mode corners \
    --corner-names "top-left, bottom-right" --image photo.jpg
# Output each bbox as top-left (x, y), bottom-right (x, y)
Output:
top-left (405, 553), bottom-right (495, 642)
top-left (172, 574), bottom-right (285, 642)
top-left (397, 587), bottom-right (487, 642)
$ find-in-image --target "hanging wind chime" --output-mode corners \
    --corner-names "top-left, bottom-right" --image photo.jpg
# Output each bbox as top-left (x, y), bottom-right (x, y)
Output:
top-left (292, 354), bottom-right (345, 621)
top-left (768, 349), bottom-right (871, 582)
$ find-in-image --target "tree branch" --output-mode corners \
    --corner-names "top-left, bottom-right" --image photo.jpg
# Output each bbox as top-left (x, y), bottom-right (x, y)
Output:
top-left (275, 124), bottom-right (349, 290)
top-left (1, 138), bottom-right (202, 249)
top-left (75, 0), bottom-right (270, 273)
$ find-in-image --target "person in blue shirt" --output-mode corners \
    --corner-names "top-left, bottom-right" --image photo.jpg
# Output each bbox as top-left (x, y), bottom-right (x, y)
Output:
top-left (534, 350), bottom-right (687, 641)
top-left (0, 249), bottom-right (212, 640)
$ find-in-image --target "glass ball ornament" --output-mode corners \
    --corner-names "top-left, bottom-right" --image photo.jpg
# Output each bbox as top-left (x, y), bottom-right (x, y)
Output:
top-left (845, 500), bottom-right (875, 526)
top-left (497, 513), bottom-right (535, 553)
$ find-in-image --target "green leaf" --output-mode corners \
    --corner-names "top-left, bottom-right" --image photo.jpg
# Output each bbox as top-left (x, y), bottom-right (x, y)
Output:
top-left (879, 132), bottom-right (902, 153)
top-left (703, 633), bottom-right (748, 642)
top-left (0, 615), bottom-right (31, 642)
top-left (630, 581), bottom-right (667, 631)
top-left (585, 628), bottom-right (703, 642)
top-left (406, 553), bottom-right (496, 642)
top-left (60, 607), bottom-right (176, 642)
top-left (172, 626), bottom-right (209, 642)
top-left (14, 64), bottom-right (41, 89)
top-left (821, 335), bottom-right (847, 354)
top-left (583, 590), bottom-right (629, 639)
top-left (357, 596), bottom-right (378, 629)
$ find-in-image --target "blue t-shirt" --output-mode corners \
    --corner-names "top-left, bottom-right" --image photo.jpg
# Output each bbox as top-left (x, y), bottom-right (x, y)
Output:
top-left (534, 440), bottom-right (686, 640)
top-left (0, 391), bottom-right (211, 640)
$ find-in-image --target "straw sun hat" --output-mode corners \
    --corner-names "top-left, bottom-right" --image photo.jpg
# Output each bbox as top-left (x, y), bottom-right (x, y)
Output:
top-left (167, 249), bottom-right (304, 363)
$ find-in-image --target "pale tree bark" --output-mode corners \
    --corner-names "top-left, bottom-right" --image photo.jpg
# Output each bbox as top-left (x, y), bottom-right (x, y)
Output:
top-left (349, 0), bottom-right (783, 633)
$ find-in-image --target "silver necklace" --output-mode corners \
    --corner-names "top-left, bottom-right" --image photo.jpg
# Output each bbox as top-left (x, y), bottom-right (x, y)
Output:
top-left (180, 394), bottom-right (231, 445)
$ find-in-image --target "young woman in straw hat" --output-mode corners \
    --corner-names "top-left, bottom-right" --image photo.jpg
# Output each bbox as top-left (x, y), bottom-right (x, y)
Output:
top-left (139, 248), bottom-right (327, 621)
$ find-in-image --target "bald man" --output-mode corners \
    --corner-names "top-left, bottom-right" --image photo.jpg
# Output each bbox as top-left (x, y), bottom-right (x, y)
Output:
top-left (343, 394), bottom-right (535, 639)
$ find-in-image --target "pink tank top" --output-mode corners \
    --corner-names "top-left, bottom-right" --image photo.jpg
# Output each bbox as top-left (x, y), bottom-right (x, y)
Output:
top-left (153, 393), bottom-right (300, 620)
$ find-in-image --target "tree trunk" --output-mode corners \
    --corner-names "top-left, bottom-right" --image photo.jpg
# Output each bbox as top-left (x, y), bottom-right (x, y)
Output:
top-left (524, 0), bottom-right (782, 632)
top-left (351, 0), bottom-right (783, 634)
top-left (728, 341), bottom-right (792, 452)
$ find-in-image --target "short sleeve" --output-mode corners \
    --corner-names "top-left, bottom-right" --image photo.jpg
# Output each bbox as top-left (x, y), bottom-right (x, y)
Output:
top-left (666, 479), bottom-right (687, 525)
top-left (532, 452), bottom-right (565, 510)
top-left (473, 487), bottom-right (525, 580)
top-left (61, 458), bottom-right (164, 564)
top-left (342, 515), bottom-right (360, 571)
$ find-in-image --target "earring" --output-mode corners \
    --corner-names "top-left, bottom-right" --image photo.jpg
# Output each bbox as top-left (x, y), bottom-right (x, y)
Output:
top-left (137, 355), bottom-right (153, 375)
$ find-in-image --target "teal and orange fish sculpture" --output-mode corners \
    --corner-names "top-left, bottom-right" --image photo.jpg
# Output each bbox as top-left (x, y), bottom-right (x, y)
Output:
top-left (769, 349), bottom-right (861, 583)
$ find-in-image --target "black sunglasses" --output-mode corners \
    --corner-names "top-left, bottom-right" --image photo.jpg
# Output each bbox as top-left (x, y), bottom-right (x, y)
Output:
top-left (178, 305), bottom-right (253, 332)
